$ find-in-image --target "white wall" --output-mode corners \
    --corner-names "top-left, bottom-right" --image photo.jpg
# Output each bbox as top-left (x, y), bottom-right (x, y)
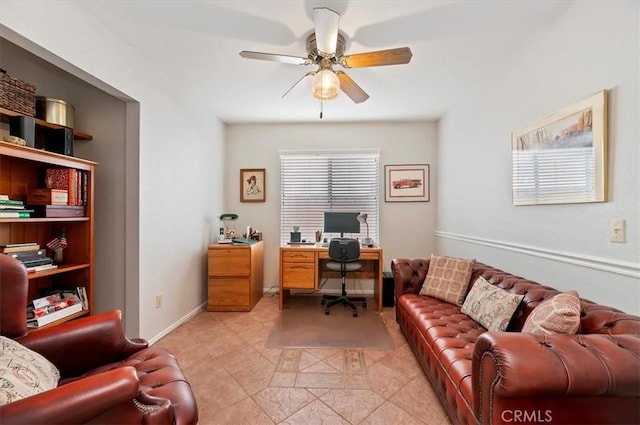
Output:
top-left (225, 122), bottom-right (438, 292)
top-left (437, 1), bottom-right (640, 314)
top-left (0, 1), bottom-right (224, 340)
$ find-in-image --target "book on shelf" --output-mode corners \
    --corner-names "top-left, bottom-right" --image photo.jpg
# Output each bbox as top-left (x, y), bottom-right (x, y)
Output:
top-left (21, 257), bottom-right (53, 267)
top-left (1, 243), bottom-right (41, 254)
top-left (26, 302), bottom-right (82, 328)
top-left (45, 168), bottom-right (75, 205)
top-left (31, 205), bottom-right (85, 218)
top-left (0, 199), bottom-right (26, 209)
top-left (5, 248), bottom-right (47, 262)
top-left (27, 290), bottom-right (85, 328)
top-left (27, 188), bottom-right (68, 205)
top-left (0, 194), bottom-right (9, 200)
top-left (77, 286), bottom-right (89, 310)
top-left (0, 209), bottom-right (33, 218)
top-left (26, 264), bottom-right (58, 273)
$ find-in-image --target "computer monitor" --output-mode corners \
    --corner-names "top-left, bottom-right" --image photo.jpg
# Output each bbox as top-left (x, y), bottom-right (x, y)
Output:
top-left (323, 212), bottom-right (360, 237)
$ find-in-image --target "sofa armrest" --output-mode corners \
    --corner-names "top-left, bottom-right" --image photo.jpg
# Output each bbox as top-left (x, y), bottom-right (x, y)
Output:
top-left (16, 310), bottom-right (148, 378)
top-left (473, 332), bottom-right (640, 424)
top-left (0, 367), bottom-right (140, 424)
top-left (391, 258), bottom-right (430, 297)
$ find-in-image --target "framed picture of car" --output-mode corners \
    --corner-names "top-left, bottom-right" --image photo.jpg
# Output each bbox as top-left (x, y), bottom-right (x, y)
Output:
top-left (384, 164), bottom-right (430, 202)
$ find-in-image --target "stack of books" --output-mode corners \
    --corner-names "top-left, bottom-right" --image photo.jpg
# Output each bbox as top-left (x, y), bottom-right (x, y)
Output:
top-left (0, 195), bottom-right (34, 218)
top-left (1, 242), bottom-right (56, 272)
top-left (26, 288), bottom-right (88, 328)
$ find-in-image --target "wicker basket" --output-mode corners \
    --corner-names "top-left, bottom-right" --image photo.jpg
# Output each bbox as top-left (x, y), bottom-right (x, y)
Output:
top-left (0, 71), bottom-right (36, 116)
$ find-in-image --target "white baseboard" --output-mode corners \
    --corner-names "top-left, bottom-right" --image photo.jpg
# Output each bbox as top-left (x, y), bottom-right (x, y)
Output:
top-left (147, 302), bottom-right (206, 345)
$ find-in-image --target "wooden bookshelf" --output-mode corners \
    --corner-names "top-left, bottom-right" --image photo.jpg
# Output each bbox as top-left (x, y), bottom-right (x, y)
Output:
top-left (0, 115), bottom-right (97, 329)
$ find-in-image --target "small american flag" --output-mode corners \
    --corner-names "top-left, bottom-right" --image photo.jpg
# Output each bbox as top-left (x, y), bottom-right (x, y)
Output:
top-left (46, 230), bottom-right (68, 251)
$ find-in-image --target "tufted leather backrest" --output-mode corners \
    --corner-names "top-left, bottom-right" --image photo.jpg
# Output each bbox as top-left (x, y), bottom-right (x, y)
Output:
top-left (472, 262), bottom-right (640, 334)
top-left (392, 257), bottom-right (640, 335)
top-left (0, 253), bottom-right (29, 338)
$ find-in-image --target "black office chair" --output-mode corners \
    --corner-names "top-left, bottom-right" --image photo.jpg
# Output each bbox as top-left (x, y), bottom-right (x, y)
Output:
top-left (321, 238), bottom-right (367, 317)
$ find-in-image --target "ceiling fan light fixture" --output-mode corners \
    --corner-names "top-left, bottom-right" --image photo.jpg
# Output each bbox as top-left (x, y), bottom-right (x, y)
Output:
top-left (312, 69), bottom-right (340, 100)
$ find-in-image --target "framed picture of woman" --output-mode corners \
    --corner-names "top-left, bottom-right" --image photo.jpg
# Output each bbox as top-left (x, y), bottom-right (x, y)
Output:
top-left (240, 168), bottom-right (266, 202)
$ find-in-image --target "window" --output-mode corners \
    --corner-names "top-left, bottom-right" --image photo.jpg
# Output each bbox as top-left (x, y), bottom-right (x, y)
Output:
top-left (280, 151), bottom-right (379, 245)
top-left (512, 147), bottom-right (596, 204)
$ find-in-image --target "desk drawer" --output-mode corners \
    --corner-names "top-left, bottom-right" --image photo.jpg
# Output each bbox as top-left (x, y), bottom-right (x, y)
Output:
top-left (208, 278), bottom-right (250, 306)
top-left (318, 251), bottom-right (380, 260)
top-left (358, 252), bottom-right (380, 260)
top-left (282, 263), bottom-right (315, 289)
top-left (282, 251), bottom-right (315, 263)
top-left (208, 248), bottom-right (250, 276)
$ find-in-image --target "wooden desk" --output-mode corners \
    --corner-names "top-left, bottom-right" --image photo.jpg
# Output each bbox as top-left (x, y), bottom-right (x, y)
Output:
top-left (278, 245), bottom-right (384, 312)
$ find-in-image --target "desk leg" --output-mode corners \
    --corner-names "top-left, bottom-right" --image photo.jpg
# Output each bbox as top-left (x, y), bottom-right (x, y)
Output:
top-left (279, 288), bottom-right (290, 310)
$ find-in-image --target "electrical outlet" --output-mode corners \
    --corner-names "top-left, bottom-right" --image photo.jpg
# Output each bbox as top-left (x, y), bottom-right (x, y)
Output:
top-left (610, 219), bottom-right (626, 243)
top-left (155, 294), bottom-right (162, 309)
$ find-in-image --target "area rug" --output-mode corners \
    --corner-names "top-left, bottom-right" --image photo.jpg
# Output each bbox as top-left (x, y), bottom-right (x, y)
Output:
top-left (265, 295), bottom-right (394, 349)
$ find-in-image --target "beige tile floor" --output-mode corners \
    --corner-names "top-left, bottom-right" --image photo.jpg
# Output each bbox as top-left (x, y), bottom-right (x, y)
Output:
top-left (155, 295), bottom-right (453, 425)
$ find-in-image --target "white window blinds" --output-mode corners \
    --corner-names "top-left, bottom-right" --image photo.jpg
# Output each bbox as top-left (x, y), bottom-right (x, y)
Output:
top-left (512, 147), bottom-right (597, 205)
top-left (280, 151), bottom-right (380, 245)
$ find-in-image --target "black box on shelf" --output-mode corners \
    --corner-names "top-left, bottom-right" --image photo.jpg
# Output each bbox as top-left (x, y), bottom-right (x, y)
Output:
top-left (43, 127), bottom-right (73, 156)
top-left (9, 115), bottom-right (35, 147)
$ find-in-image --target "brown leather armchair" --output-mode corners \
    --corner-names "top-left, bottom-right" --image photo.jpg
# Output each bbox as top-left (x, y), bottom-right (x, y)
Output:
top-left (0, 254), bottom-right (198, 424)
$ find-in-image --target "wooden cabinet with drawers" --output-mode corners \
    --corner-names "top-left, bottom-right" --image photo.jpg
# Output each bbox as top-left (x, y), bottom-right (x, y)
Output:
top-left (207, 241), bottom-right (263, 311)
top-left (280, 250), bottom-right (316, 290)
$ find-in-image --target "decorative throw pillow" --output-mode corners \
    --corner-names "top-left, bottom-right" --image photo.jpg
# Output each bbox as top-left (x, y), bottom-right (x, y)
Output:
top-left (461, 276), bottom-right (524, 332)
top-left (0, 336), bottom-right (60, 405)
top-left (419, 255), bottom-right (474, 306)
top-left (522, 291), bottom-right (581, 335)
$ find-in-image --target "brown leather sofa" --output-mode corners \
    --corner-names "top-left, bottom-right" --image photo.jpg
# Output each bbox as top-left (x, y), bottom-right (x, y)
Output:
top-left (392, 257), bottom-right (640, 425)
top-left (0, 253), bottom-right (198, 424)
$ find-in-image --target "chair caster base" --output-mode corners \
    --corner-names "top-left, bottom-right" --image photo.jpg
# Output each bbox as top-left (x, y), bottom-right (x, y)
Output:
top-left (325, 308), bottom-right (330, 315)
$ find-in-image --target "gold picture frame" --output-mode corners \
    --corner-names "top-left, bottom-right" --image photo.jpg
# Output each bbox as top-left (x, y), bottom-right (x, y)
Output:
top-left (240, 168), bottom-right (265, 202)
top-left (512, 90), bottom-right (607, 205)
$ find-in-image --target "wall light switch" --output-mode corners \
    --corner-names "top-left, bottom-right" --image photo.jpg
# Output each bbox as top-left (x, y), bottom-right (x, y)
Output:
top-left (156, 294), bottom-right (163, 309)
top-left (610, 219), bottom-right (626, 243)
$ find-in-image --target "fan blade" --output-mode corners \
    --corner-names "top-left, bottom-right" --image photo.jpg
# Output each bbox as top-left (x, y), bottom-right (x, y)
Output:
top-left (335, 71), bottom-right (369, 104)
top-left (239, 51), bottom-right (311, 66)
top-left (313, 7), bottom-right (339, 56)
top-left (340, 47), bottom-right (413, 68)
top-left (282, 72), bottom-right (315, 98)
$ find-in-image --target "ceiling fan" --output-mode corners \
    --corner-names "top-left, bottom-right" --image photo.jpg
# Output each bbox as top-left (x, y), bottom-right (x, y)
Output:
top-left (239, 7), bottom-right (413, 105)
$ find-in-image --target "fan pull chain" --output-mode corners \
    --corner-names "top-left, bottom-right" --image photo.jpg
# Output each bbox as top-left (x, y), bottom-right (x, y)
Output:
top-left (320, 97), bottom-right (324, 119)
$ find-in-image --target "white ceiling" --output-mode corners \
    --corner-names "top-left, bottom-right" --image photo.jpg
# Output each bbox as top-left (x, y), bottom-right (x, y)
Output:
top-left (79, 0), bottom-right (568, 123)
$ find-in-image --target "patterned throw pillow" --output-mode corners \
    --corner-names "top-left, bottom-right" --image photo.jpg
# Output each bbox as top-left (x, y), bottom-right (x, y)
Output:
top-left (419, 254), bottom-right (474, 306)
top-left (461, 276), bottom-right (524, 332)
top-left (0, 336), bottom-right (60, 405)
top-left (522, 291), bottom-right (581, 335)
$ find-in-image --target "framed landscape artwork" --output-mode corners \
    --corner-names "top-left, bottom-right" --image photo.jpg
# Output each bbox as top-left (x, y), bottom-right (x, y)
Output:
top-left (385, 164), bottom-right (430, 202)
top-left (240, 168), bottom-right (265, 202)
top-left (512, 90), bottom-right (607, 205)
